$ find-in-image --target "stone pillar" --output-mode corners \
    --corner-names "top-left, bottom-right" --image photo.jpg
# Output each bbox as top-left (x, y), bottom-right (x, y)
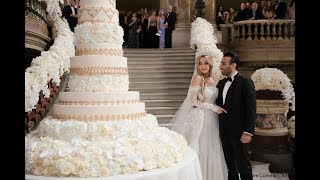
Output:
top-left (203, 0), bottom-right (217, 30)
top-left (172, 0), bottom-right (192, 48)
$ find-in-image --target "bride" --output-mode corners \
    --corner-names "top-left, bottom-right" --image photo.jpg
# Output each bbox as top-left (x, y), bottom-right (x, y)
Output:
top-left (171, 55), bottom-right (228, 180)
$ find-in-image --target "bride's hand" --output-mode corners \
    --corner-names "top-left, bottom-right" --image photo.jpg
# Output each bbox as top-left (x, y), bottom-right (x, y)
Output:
top-left (206, 78), bottom-right (215, 86)
top-left (212, 106), bottom-right (227, 114)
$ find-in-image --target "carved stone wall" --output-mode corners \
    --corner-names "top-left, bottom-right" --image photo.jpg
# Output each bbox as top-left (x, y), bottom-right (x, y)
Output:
top-left (25, 14), bottom-right (51, 51)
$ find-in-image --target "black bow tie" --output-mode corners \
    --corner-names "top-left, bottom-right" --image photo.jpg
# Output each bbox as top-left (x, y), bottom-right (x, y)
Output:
top-left (226, 77), bottom-right (232, 82)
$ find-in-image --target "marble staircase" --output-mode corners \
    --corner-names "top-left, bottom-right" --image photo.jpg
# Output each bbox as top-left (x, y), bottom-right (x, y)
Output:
top-left (125, 48), bottom-right (195, 127)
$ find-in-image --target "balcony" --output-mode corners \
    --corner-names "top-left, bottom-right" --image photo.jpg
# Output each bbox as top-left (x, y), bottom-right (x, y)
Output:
top-left (220, 20), bottom-right (295, 82)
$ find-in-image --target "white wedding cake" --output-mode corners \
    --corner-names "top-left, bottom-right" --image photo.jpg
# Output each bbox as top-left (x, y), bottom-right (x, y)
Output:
top-left (25, 0), bottom-right (188, 177)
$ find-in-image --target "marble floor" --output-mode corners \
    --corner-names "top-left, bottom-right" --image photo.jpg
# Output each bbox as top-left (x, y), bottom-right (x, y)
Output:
top-left (252, 161), bottom-right (290, 180)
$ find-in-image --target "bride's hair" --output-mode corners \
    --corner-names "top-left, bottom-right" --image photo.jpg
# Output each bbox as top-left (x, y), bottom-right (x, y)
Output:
top-left (195, 55), bottom-right (213, 102)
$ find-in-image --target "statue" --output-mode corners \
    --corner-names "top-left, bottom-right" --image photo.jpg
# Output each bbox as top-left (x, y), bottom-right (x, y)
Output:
top-left (195, 0), bottom-right (206, 18)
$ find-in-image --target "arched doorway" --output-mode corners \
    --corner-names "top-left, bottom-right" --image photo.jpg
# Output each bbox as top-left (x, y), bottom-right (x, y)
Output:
top-left (116, 0), bottom-right (160, 15)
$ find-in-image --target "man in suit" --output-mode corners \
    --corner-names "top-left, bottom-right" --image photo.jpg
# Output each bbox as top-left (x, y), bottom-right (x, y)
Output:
top-left (164, 5), bottom-right (177, 48)
top-left (234, 3), bottom-right (248, 22)
top-left (247, 2), bottom-right (263, 20)
top-left (274, 0), bottom-right (287, 19)
top-left (216, 51), bottom-right (256, 180)
top-left (62, 0), bottom-right (78, 32)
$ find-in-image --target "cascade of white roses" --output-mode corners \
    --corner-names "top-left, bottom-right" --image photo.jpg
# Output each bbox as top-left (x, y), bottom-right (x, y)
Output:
top-left (251, 67), bottom-right (295, 111)
top-left (190, 17), bottom-right (224, 84)
top-left (25, 0), bottom-right (75, 112)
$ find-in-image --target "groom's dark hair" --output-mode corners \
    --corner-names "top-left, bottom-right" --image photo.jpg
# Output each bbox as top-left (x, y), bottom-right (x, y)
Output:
top-left (223, 51), bottom-right (240, 70)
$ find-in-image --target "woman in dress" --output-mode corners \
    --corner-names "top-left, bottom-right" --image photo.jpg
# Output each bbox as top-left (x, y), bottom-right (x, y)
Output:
top-left (147, 9), bottom-right (159, 48)
top-left (127, 12), bottom-right (142, 48)
top-left (157, 8), bottom-right (166, 49)
top-left (171, 55), bottom-right (228, 180)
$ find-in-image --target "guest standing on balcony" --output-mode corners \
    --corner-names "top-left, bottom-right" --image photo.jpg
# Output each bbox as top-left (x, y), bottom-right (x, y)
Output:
top-left (247, 2), bottom-right (263, 20)
top-left (262, 0), bottom-right (275, 19)
top-left (128, 12), bottom-right (142, 48)
top-left (234, 3), bottom-right (248, 22)
top-left (286, 0), bottom-right (295, 20)
top-left (274, 0), bottom-right (287, 19)
top-left (62, 0), bottom-right (78, 32)
top-left (148, 9), bottom-right (159, 48)
top-left (158, 8), bottom-right (166, 49)
top-left (216, 6), bottom-right (224, 30)
top-left (164, 5), bottom-right (176, 48)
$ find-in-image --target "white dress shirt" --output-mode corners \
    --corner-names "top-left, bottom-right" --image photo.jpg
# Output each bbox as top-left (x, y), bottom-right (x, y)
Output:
top-left (222, 71), bottom-right (253, 136)
top-left (70, 5), bottom-right (75, 15)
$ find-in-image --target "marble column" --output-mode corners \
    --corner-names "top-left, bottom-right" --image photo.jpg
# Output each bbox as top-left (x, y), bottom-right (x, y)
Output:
top-left (172, 0), bottom-right (192, 47)
top-left (177, 0), bottom-right (191, 23)
top-left (203, 0), bottom-right (216, 23)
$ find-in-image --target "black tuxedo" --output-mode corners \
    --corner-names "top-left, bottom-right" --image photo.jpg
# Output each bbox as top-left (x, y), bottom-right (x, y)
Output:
top-left (62, 5), bottom-right (78, 32)
top-left (216, 73), bottom-right (256, 180)
top-left (164, 11), bottom-right (177, 48)
top-left (247, 9), bottom-right (263, 20)
top-left (274, 2), bottom-right (287, 19)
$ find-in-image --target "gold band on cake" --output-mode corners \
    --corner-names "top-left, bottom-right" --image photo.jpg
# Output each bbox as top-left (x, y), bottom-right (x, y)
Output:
top-left (53, 112), bottom-right (147, 121)
top-left (78, 7), bottom-right (119, 24)
top-left (256, 99), bottom-right (289, 114)
top-left (69, 67), bottom-right (128, 75)
top-left (58, 99), bottom-right (140, 105)
top-left (76, 48), bottom-right (123, 56)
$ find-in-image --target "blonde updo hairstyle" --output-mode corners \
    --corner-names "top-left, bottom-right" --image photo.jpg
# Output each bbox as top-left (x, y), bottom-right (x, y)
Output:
top-left (195, 55), bottom-right (213, 102)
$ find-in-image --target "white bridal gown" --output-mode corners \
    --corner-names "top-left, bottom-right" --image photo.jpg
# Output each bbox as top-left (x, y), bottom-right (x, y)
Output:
top-left (171, 85), bottom-right (228, 180)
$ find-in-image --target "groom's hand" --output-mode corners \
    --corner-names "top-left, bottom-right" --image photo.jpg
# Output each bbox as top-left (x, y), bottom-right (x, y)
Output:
top-left (240, 133), bottom-right (252, 144)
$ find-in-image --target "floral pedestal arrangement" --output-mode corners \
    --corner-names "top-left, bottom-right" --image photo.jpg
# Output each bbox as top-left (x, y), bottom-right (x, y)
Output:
top-left (250, 68), bottom-right (295, 173)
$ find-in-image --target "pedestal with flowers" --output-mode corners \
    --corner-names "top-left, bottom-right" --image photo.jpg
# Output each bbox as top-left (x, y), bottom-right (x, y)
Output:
top-left (251, 68), bottom-right (295, 172)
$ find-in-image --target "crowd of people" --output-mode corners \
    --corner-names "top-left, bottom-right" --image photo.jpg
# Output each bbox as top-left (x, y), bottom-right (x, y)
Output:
top-left (119, 6), bottom-right (177, 49)
top-left (216, 0), bottom-right (295, 30)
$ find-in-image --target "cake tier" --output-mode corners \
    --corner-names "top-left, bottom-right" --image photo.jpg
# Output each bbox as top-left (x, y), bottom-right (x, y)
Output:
top-left (25, 115), bottom-right (188, 177)
top-left (53, 102), bottom-right (145, 121)
top-left (78, 7), bottom-right (119, 24)
top-left (58, 92), bottom-right (140, 105)
top-left (79, 0), bottom-right (116, 8)
top-left (67, 74), bottom-right (129, 92)
top-left (70, 56), bottom-right (127, 75)
top-left (74, 22), bottom-right (123, 46)
top-left (75, 43), bottom-right (123, 56)
top-left (71, 56), bottom-right (127, 68)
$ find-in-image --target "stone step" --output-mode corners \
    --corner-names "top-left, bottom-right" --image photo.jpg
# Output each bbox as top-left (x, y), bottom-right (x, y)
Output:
top-left (129, 71), bottom-right (193, 79)
top-left (125, 53), bottom-right (195, 57)
top-left (129, 73), bottom-right (194, 78)
top-left (127, 57), bottom-right (195, 66)
top-left (130, 87), bottom-right (189, 93)
top-left (128, 64), bottom-right (194, 69)
top-left (130, 82), bottom-right (189, 89)
top-left (154, 114), bottom-right (175, 124)
top-left (139, 93), bottom-right (187, 100)
top-left (124, 48), bottom-right (194, 54)
top-left (129, 77), bottom-right (192, 82)
top-left (143, 99), bottom-right (184, 107)
top-left (129, 68), bottom-right (193, 73)
top-left (146, 107), bottom-right (179, 116)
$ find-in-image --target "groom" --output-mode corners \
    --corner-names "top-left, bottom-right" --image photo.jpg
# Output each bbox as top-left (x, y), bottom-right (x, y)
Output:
top-left (216, 51), bottom-right (256, 180)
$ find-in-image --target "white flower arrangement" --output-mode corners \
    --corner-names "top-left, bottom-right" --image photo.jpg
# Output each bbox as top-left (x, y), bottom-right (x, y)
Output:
top-left (190, 17), bottom-right (224, 84)
top-left (251, 67), bottom-right (295, 111)
top-left (25, 115), bottom-right (188, 177)
top-left (287, 115), bottom-right (295, 138)
top-left (25, 0), bottom-right (75, 112)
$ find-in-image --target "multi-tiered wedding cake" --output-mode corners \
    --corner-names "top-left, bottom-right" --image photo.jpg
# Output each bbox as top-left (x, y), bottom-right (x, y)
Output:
top-left (25, 0), bottom-right (188, 178)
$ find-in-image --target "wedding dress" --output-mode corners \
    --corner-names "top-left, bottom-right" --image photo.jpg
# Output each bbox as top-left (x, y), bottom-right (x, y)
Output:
top-left (171, 84), bottom-right (228, 180)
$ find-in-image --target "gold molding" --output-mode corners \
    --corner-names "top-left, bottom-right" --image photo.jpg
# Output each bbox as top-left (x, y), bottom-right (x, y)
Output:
top-left (53, 112), bottom-right (147, 121)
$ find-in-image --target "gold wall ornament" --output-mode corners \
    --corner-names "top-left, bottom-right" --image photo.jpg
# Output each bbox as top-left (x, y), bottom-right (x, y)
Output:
top-left (53, 112), bottom-right (147, 121)
top-left (76, 48), bottom-right (123, 56)
top-left (69, 66), bottom-right (128, 75)
top-left (58, 99), bottom-right (140, 105)
top-left (78, 7), bottom-right (119, 24)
